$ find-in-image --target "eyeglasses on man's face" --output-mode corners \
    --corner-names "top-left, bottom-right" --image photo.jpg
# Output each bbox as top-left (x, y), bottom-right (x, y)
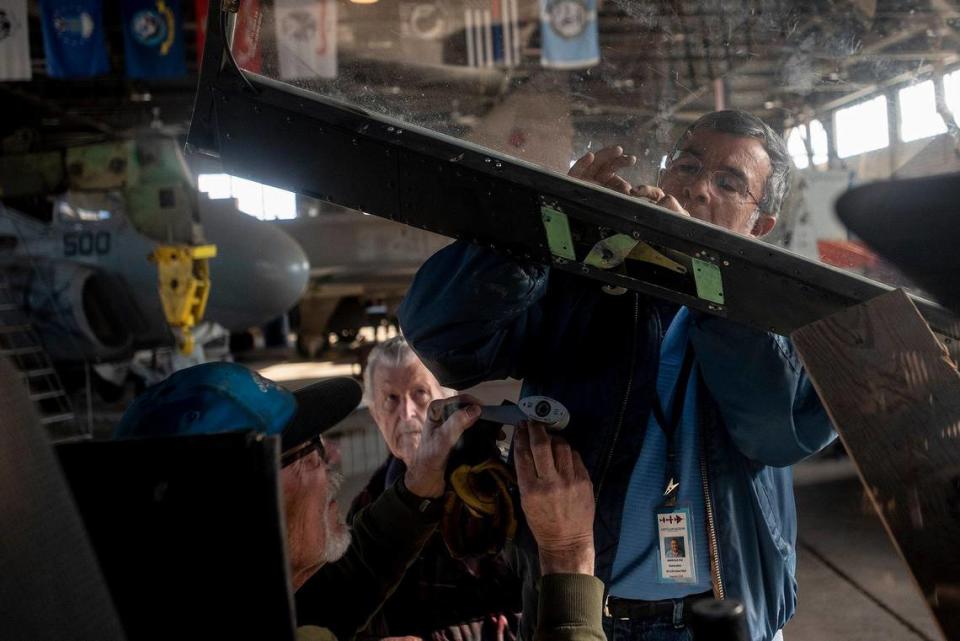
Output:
top-left (281, 435), bottom-right (327, 468)
top-left (662, 153), bottom-right (762, 208)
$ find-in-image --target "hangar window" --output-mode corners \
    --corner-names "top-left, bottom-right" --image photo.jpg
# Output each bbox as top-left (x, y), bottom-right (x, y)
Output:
top-left (945, 69), bottom-right (960, 122)
top-left (197, 173), bottom-right (297, 221)
top-left (835, 96), bottom-right (889, 159)
top-left (786, 120), bottom-right (828, 169)
top-left (787, 128), bottom-right (810, 169)
top-left (898, 81), bottom-right (947, 143)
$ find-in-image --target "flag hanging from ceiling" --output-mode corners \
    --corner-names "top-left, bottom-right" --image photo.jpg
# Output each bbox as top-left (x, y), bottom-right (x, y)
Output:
top-left (38, 0), bottom-right (110, 78)
top-left (0, 0), bottom-right (31, 80)
top-left (539, 0), bottom-right (599, 69)
top-left (121, 0), bottom-right (186, 78)
top-left (194, 0), bottom-right (263, 71)
top-left (194, 0), bottom-right (207, 66)
top-left (233, 0), bottom-right (264, 74)
top-left (274, 0), bottom-right (337, 81)
top-left (464, 0), bottom-right (521, 68)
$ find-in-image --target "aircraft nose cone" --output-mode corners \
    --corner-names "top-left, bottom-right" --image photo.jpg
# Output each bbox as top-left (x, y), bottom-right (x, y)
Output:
top-left (200, 202), bottom-right (310, 331)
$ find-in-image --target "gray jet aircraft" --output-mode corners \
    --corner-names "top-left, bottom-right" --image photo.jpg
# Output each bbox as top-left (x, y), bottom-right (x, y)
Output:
top-left (0, 187), bottom-right (309, 366)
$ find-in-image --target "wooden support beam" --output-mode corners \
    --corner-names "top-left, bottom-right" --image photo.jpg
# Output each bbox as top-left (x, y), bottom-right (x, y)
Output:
top-left (792, 289), bottom-right (960, 641)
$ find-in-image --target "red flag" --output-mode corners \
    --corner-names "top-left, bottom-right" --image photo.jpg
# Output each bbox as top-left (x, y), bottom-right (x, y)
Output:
top-left (195, 0), bottom-right (208, 66)
top-left (233, 0), bottom-right (263, 73)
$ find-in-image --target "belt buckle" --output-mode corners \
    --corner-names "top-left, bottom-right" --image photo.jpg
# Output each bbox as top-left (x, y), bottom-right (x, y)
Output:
top-left (603, 595), bottom-right (632, 621)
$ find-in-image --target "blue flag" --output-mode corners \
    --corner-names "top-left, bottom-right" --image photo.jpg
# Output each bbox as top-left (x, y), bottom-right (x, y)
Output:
top-left (121, 0), bottom-right (186, 78)
top-left (38, 0), bottom-right (109, 78)
top-left (539, 0), bottom-right (599, 69)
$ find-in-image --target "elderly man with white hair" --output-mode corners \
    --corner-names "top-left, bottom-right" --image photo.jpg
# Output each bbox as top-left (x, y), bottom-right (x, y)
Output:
top-left (347, 336), bottom-right (522, 641)
top-left (114, 361), bottom-right (482, 641)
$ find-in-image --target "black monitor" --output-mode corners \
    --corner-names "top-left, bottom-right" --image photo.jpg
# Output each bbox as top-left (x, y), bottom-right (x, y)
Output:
top-left (56, 431), bottom-right (295, 641)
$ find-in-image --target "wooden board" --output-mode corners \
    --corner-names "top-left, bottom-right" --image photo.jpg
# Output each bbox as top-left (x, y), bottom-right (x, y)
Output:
top-left (792, 289), bottom-right (960, 641)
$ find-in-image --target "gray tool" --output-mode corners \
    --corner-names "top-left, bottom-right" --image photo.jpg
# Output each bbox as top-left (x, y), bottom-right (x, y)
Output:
top-left (480, 396), bottom-right (570, 430)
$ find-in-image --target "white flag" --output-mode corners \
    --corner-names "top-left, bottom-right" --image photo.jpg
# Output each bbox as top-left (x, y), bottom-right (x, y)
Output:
top-left (464, 0), bottom-right (521, 68)
top-left (274, 0), bottom-right (337, 81)
top-left (0, 0), bottom-right (31, 80)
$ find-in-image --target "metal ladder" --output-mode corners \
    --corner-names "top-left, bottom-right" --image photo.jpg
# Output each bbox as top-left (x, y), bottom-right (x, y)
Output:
top-left (0, 271), bottom-right (78, 434)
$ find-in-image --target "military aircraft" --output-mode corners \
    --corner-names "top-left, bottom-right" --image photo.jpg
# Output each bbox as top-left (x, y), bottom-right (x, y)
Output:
top-left (0, 134), bottom-right (310, 372)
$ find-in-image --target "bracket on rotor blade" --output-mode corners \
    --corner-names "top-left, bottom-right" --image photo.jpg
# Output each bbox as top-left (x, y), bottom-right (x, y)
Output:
top-left (540, 205), bottom-right (576, 260)
top-left (629, 241), bottom-right (687, 274)
top-left (584, 234), bottom-right (638, 269)
top-left (691, 257), bottom-right (725, 305)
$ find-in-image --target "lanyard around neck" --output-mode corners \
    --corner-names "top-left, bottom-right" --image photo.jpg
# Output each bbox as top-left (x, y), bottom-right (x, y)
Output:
top-left (651, 344), bottom-right (696, 506)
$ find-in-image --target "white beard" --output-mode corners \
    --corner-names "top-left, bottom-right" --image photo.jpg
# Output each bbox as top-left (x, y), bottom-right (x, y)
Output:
top-left (322, 520), bottom-right (351, 562)
top-left (321, 471), bottom-right (351, 562)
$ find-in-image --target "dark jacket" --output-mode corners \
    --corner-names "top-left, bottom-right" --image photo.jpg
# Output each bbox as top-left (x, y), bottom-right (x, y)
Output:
top-left (398, 241), bottom-right (836, 641)
top-left (347, 457), bottom-right (522, 640)
top-left (295, 482), bottom-right (439, 641)
top-left (294, 464), bottom-right (600, 641)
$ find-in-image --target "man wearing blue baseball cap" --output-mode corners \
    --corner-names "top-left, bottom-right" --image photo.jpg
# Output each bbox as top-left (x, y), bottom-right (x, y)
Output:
top-left (115, 361), bottom-right (485, 641)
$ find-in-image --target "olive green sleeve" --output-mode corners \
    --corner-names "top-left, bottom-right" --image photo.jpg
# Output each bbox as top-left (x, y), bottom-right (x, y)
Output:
top-left (535, 574), bottom-right (606, 641)
top-left (294, 482), bottom-right (440, 641)
top-left (296, 625), bottom-right (338, 641)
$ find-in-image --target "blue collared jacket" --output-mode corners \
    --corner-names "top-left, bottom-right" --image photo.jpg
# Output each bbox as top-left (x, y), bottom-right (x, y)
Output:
top-left (398, 241), bottom-right (836, 641)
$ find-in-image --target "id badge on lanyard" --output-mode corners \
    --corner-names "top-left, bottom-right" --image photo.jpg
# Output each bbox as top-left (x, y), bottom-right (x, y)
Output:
top-left (652, 346), bottom-right (699, 584)
top-left (656, 505), bottom-right (698, 584)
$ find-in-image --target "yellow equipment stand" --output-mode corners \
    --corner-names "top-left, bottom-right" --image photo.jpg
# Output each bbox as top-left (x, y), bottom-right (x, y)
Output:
top-left (149, 244), bottom-right (218, 354)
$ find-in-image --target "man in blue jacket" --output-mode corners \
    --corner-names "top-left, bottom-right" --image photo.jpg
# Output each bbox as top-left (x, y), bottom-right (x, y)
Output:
top-left (398, 110), bottom-right (836, 641)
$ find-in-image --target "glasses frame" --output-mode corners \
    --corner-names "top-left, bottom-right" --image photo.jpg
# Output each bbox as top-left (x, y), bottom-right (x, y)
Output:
top-left (280, 435), bottom-right (326, 468)
top-left (661, 154), bottom-right (763, 210)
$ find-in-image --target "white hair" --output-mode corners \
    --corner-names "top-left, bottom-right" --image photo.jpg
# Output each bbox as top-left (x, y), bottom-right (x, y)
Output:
top-left (362, 335), bottom-right (420, 403)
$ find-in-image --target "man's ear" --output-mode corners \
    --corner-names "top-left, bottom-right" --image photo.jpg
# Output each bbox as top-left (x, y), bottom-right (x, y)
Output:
top-left (750, 213), bottom-right (777, 238)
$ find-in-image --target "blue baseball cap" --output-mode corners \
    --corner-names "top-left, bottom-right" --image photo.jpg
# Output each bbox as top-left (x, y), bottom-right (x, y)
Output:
top-left (114, 362), bottom-right (362, 452)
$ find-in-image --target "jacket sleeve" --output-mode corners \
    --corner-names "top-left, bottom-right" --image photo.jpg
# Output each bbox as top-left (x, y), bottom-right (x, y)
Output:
top-left (535, 574), bottom-right (606, 641)
top-left (294, 483), bottom-right (439, 641)
top-left (398, 240), bottom-right (549, 389)
top-left (689, 314), bottom-right (836, 467)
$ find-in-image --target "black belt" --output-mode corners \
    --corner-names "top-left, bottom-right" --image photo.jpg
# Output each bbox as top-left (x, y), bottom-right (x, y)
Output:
top-left (604, 592), bottom-right (712, 621)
